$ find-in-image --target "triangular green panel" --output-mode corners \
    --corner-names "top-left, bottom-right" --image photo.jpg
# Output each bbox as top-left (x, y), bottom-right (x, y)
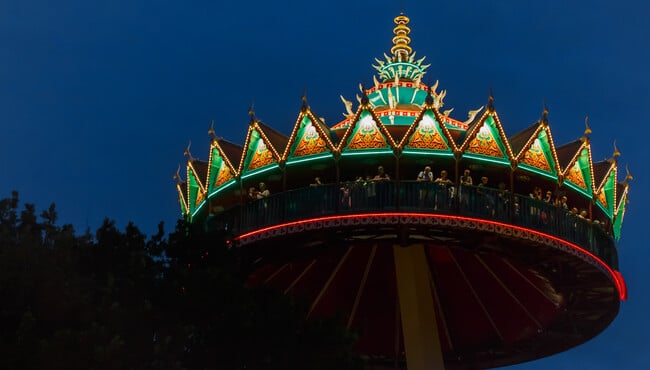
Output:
top-left (287, 115), bottom-right (330, 160)
top-left (518, 130), bottom-right (557, 179)
top-left (187, 167), bottom-right (205, 215)
top-left (403, 111), bottom-right (451, 154)
top-left (345, 110), bottom-right (391, 151)
top-left (597, 169), bottom-right (616, 216)
top-left (177, 185), bottom-right (188, 216)
top-left (613, 193), bottom-right (626, 241)
top-left (463, 116), bottom-right (509, 164)
top-left (564, 148), bottom-right (592, 197)
top-left (209, 147), bottom-right (235, 194)
top-left (243, 129), bottom-right (276, 172)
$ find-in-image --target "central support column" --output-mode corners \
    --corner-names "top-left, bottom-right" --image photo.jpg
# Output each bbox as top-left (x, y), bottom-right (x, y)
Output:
top-left (393, 244), bottom-right (445, 370)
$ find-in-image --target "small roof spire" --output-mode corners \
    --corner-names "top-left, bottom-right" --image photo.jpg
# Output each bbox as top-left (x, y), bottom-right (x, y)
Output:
top-left (613, 140), bottom-right (621, 158)
top-left (207, 120), bottom-right (216, 138)
top-left (248, 102), bottom-right (256, 125)
top-left (625, 164), bottom-right (633, 182)
top-left (173, 164), bottom-right (182, 183)
top-left (391, 14), bottom-right (412, 62)
top-left (584, 115), bottom-right (592, 136)
top-left (487, 89), bottom-right (495, 112)
top-left (301, 94), bottom-right (309, 112)
top-left (541, 103), bottom-right (549, 125)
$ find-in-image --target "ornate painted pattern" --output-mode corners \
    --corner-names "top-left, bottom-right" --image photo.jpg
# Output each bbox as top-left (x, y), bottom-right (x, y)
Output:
top-left (248, 140), bottom-right (275, 170)
top-left (407, 121), bottom-right (448, 150)
top-left (597, 190), bottom-right (608, 209)
top-left (520, 140), bottom-right (551, 171)
top-left (347, 116), bottom-right (387, 149)
top-left (194, 190), bottom-right (204, 207)
top-left (466, 126), bottom-right (503, 158)
top-left (214, 164), bottom-right (233, 187)
top-left (293, 122), bottom-right (328, 157)
top-left (565, 162), bottom-right (587, 190)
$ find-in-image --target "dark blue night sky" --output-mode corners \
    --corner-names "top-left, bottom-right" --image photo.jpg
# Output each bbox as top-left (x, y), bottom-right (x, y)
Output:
top-left (1, 1), bottom-right (648, 368)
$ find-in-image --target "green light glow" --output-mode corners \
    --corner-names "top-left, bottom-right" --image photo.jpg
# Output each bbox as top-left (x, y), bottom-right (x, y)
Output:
top-left (208, 179), bottom-right (236, 198)
top-left (286, 153), bottom-right (332, 166)
top-left (341, 149), bottom-right (393, 157)
top-left (401, 150), bottom-right (453, 157)
top-left (596, 201), bottom-right (611, 217)
top-left (517, 164), bottom-right (558, 181)
top-left (191, 200), bottom-right (207, 218)
top-left (563, 181), bottom-right (592, 198)
top-left (461, 153), bottom-right (510, 166)
top-left (241, 164), bottom-right (279, 180)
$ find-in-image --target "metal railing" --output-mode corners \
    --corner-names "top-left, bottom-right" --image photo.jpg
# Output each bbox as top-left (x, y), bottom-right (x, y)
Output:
top-left (205, 181), bottom-right (617, 269)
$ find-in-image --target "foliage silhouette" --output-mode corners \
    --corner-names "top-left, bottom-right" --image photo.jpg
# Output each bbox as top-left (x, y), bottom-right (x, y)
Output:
top-left (0, 192), bottom-right (363, 370)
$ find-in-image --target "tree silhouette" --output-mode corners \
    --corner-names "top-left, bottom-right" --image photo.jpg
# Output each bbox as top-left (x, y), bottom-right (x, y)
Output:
top-left (0, 192), bottom-right (363, 370)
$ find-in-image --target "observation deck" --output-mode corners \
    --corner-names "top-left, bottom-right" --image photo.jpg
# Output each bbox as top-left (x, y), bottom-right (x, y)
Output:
top-left (174, 13), bottom-right (630, 369)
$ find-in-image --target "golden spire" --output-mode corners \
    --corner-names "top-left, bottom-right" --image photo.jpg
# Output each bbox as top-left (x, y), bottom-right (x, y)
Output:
top-left (390, 14), bottom-right (412, 62)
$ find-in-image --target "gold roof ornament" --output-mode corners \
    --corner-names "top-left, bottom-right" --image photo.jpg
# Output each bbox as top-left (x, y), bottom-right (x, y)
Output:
top-left (584, 115), bottom-right (592, 136)
top-left (613, 140), bottom-right (621, 158)
top-left (207, 120), bottom-right (216, 138)
top-left (172, 164), bottom-right (182, 182)
top-left (625, 164), bottom-right (633, 182)
top-left (391, 14), bottom-right (412, 61)
top-left (183, 140), bottom-right (194, 161)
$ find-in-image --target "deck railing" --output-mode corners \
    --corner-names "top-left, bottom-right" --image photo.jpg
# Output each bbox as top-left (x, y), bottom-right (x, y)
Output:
top-left (206, 181), bottom-right (617, 269)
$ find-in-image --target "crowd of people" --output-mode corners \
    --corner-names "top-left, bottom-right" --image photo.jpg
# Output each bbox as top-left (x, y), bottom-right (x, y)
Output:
top-left (244, 165), bottom-right (609, 234)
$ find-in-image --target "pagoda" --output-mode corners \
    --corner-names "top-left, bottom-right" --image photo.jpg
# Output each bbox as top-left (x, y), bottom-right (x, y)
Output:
top-left (175, 14), bottom-right (630, 370)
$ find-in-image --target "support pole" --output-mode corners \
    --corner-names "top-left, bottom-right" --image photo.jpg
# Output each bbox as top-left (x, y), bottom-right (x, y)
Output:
top-left (393, 244), bottom-right (445, 370)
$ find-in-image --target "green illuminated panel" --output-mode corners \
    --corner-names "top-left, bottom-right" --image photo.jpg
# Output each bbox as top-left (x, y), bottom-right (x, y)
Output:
top-left (344, 110), bottom-right (391, 151)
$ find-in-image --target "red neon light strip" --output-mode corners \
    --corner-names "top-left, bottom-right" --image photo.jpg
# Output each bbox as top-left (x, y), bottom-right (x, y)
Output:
top-left (233, 213), bottom-right (627, 301)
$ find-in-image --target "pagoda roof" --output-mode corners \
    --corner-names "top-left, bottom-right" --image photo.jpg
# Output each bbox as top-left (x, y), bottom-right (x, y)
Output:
top-left (509, 122), bottom-right (539, 157)
top-left (592, 160), bottom-right (615, 192)
top-left (555, 139), bottom-right (585, 171)
top-left (188, 159), bottom-right (209, 191)
top-left (257, 121), bottom-right (289, 155)
top-left (215, 138), bottom-right (244, 171)
top-left (455, 108), bottom-right (487, 148)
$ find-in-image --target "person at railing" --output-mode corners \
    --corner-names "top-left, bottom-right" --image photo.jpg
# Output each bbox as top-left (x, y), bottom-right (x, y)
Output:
top-left (459, 168), bottom-right (473, 210)
top-left (434, 170), bottom-right (454, 210)
top-left (373, 166), bottom-right (391, 208)
top-left (575, 209), bottom-right (590, 244)
top-left (417, 166), bottom-right (434, 207)
top-left (256, 182), bottom-right (270, 200)
top-left (309, 177), bottom-right (327, 214)
top-left (543, 190), bottom-right (554, 204)
top-left (340, 182), bottom-right (352, 210)
top-left (558, 195), bottom-right (569, 210)
top-left (529, 186), bottom-right (542, 223)
top-left (247, 186), bottom-right (257, 203)
top-left (495, 182), bottom-right (510, 219)
top-left (477, 176), bottom-right (494, 215)
top-left (256, 182), bottom-right (270, 224)
top-left (310, 177), bottom-right (323, 187)
top-left (373, 165), bottom-right (390, 181)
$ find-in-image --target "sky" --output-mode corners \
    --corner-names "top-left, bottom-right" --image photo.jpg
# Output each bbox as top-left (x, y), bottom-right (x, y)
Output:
top-left (1, 0), bottom-right (649, 368)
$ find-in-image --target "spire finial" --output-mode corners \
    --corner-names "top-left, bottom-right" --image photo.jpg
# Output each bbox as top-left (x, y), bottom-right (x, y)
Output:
top-left (613, 140), bottom-right (621, 158)
top-left (208, 120), bottom-right (216, 139)
top-left (625, 164), bottom-right (633, 182)
top-left (391, 14), bottom-right (412, 62)
top-left (183, 141), bottom-right (194, 161)
top-left (487, 88), bottom-right (495, 112)
top-left (248, 102), bottom-right (256, 124)
top-left (541, 101), bottom-right (549, 125)
top-left (173, 164), bottom-right (182, 183)
top-left (584, 115), bottom-right (592, 136)
top-left (301, 94), bottom-right (308, 112)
